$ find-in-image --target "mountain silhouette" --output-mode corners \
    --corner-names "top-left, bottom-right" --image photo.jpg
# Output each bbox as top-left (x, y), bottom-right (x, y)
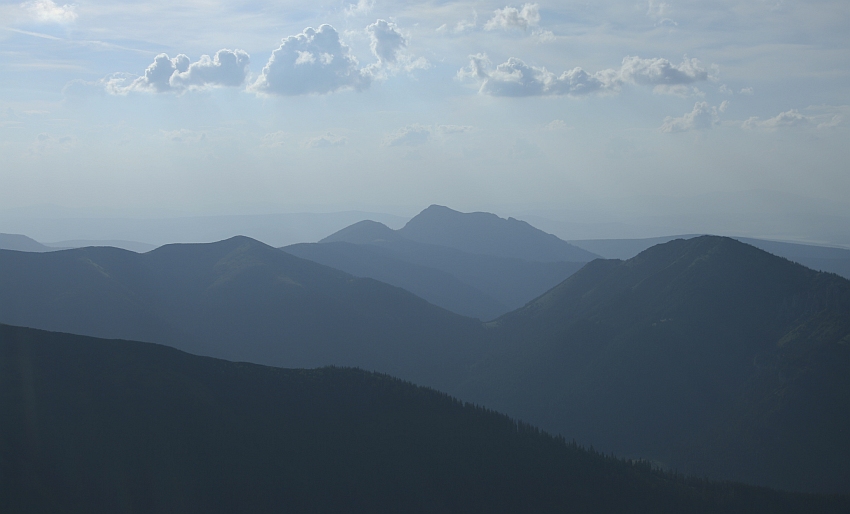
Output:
top-left (460, 235), bottom-right (850, 493)
top-left (0, 236), bottom-right (484, 390)
top-left (397, 205), bottom-right (599, 262)
top-left (2, 323), bottom-right (846, 514)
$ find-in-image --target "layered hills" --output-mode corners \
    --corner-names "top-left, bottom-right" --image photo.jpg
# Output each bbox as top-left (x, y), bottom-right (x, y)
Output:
top-left (460, 236), bottom-right (850, 493)
top-left (3, 226), bottom-right (850, 494)
top-left (2, 323), bottom-right (846, 514)
top-left (0, 236), bottom-right (484, 390)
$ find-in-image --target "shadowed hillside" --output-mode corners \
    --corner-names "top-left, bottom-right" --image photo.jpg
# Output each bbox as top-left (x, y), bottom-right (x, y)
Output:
top-left (2, 324), bottom-right (847, 514)
top-left (460, 236), bottom-right (850, 493)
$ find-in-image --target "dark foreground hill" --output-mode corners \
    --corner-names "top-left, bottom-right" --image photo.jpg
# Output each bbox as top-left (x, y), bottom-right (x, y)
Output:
top-left (2, 324), bottom-right (847, 514)
top-left (459, 236), bottom-right (850, 493)
top-left (0, 236), bottom-right (485, 390)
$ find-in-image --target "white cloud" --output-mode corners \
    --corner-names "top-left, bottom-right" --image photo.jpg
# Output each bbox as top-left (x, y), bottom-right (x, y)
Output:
top-left (23, 0), bottom-right (77, 24)
top-left (345, 0), bottom-right (374, 17)
top-left (459, 54), bottom-right (712, 97)
top-left (739, 87), bottom-right (754, 95)
top-left (251, 25), bottom-right (368, 96)
top-left (367, 19), bottom-right (406, 65)
top-left (660, 101), bottom-right (726, 133)
top-left (742, 109), bottom-right (811, 130)
top-left (97, 51), bottom-right (249, 94)
top-left (544, 119), bottom-right (567, 130)
top-left (302, 133), bottom-right (347, 148)
top-left (619, 56), bottom-right (710, 88)
top-left (384, 124), bottom-right (432, 146)
top-left (261, 131), bottom-right (290, 148)
top-left (742, 106), bottom-right (848, 130)
top-left (485, 4), bottom-right (540, 31)
top-left (364, 19), bottom-right (429, 77)
top-left (170, 50), bottom-right (250, 90)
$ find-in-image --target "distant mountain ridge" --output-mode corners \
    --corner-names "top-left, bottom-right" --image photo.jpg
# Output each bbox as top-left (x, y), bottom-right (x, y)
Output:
top-left (0, 236), bottom-right (484, 391)
top-left (323, 205), bottom-right (600, 263)
top-left (0, 233), bottom-right (54, 252)
top-left (2, 323), bottom-right (846, 514)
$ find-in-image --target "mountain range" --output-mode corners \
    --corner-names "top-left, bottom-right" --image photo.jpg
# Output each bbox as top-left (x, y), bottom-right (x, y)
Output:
top-left (2, 323), bottom-right (847, 513)
top-left (2, 210), bottom-right (850, 494)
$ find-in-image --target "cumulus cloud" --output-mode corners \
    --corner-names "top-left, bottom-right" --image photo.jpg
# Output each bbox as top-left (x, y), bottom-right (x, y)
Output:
top-left (367, 19), bottom-right (406, 65)
top-left (485, 4), bottom-right (540, 31)
top-left (742, 106), bottom-right (847, 130)
top-left (161, 129), bottom-right (207, 143)
top-left (544, 119), bottom-right (567, 130)
top-left (364, 20), bottom-right (429, 76)
top-left (302, 133), bottom-right (347, 148)
top-left (459, 54), bottom-right (711, 97)
top-left (170, 50), bottom-right (250, 90)
top-left (742, 110), bottom-right (811, 130)
top-left (23, 0), bottom-right (77, 23)
top-left (251, 25), bottom-right (368, 95)
top-left (95, 50), bottom-right (249, 94)
top-left (660, 101), bottom-right (727, 133)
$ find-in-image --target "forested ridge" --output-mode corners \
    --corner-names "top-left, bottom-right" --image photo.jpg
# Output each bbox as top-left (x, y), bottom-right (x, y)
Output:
top-left (2, 323), bottom-right (848, 513)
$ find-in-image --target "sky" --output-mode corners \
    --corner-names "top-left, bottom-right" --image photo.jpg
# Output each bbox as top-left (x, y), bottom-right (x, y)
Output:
top-left (1, 0), bottom-right (849, 242)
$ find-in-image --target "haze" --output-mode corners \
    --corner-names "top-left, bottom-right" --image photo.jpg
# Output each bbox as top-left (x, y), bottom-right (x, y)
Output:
top-left (1, 0), bottom-right (848, 246)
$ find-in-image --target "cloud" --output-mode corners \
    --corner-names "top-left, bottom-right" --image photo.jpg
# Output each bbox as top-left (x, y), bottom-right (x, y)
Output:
top-left (742, 106), bottom-right (847, 130)
top-left (364, 20), bottom-right (429, 76)
top-left (161, 129), bottom-right (207, 143)
top-left (485, 4), bottom-right (540, 31)
top-left (95, 51), bottom-right (250, 94)
top-left (345, 0), bottom-right (374, 17)
top-left (436, 124), bottom-right (472, 135)
top-left (459, 54), bottom-right (712, 97)
top-left (384, 124), bottom-right (432, 146)
top-left (367, 19), bottom-right (406, 65)
top-left (170, 50), bottom-right (251, 90)
top-left (742, 110), bottom-right (811, 130)
top-left (544, 119), bottom-right (567, 130)
top-left (660, 101), bottom-right (726, 133)
top-left (251, 25), bottom-right (369, 96)
top-left (619, 56), bottom-right (710, 89)
top-left (302, 133), bottom-right (347, 148)
top-left (29, 132), bottom-right (75, 154)
top-left (739, 87), bottom-right (754, 95)
top-left (23, 0), bottom-right (77, 23)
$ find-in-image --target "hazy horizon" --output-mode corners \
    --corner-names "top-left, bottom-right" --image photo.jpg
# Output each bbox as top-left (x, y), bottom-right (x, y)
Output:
top-left (2, 1), bottom-right (848, 245)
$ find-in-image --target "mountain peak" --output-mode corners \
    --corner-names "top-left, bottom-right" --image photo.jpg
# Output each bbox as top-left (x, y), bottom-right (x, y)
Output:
top-left (398, 206), bottom-right (599, 262)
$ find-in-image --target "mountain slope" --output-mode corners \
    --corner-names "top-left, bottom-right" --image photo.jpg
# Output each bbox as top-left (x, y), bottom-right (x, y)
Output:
top-left (0, 233), bottom-right (53, 252)
top-left (461, 236), bottom-right (850, 493)
top-left (2, 323), bottom-right (846, 514)
top-left (0, 237), bottom-right (485, 390)
top-left (288, 239), bottom-right (585, 319)
top-left (284, 241), bottom-right (510, 320)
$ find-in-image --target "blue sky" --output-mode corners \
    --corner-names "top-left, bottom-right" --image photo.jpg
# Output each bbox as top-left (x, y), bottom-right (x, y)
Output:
top-left (1, 0), bottom-right (848, 241)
